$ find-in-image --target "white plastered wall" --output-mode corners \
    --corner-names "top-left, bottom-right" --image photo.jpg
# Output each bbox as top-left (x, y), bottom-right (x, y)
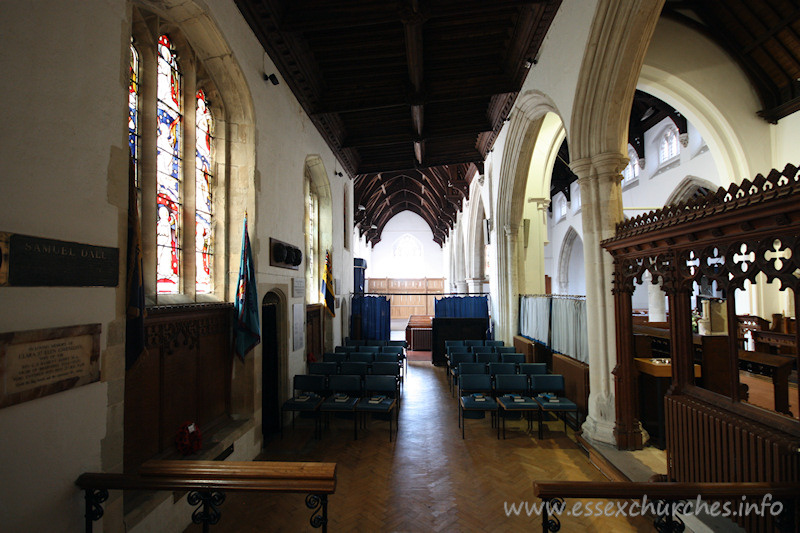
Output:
top-left (0, 0), bottom-right (352, 531)
top-left (367, 211), bottom-right (444, 279)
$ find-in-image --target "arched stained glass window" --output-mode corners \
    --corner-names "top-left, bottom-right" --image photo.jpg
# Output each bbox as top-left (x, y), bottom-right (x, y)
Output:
top-left (195, 89), bottom-right (213, 294)
top-left (156, 34), bottom-right (183, 294)
top-left (129, 42), bottom-right (140, 185)
top-left (305, 178), bottom-right (320, 303)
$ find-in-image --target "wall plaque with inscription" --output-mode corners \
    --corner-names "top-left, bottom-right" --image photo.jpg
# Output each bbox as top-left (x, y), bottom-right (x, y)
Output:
top-left (0, 232), bottom-right (119, 287)
top-left (0, 324), bottom-right (101, 409)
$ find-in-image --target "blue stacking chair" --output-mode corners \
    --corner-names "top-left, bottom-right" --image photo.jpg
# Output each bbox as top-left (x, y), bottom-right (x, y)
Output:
top-left (459, 362), bottom-right (488, 375)
top-left (501, 353), bottom-right (525, 365)
top-left (308, 362), bottom-right (338, 376)
top-left (519, 363), bottom-right (547, 377)
top-left (323, 352), bottom-right (346, 364)
top-left (530, 374), bottom-right (579, 439)
top-left (320, 375), bottom-right (362, 439)
top-left (476, 352), bottom-right (500, 364)
top-left (472, 346), bottom-right (494, 354)
top-left (488, 362), bottom-right (516, 381)
top-left (449, 353), bottom-right (475, 394)
top-left (365, 339), bottom-right (387, 347)
top-left (370, 361), bottom-right (402, 399)
top-left (345, 339), bottom-right (365, 347)
top-left (335, 345), bottom-right (356, 353)
top-left (358, 345), bottom-right (381, 353)
top-left (464, 339), bottom-right (484, 347)
top-left (458, 373), bottom-right (498, 439)
top-left (494, 374), bottom-right (538, 438)
top-left (339, 361), bottom-right (369, 376)
top-left (357, 375), bottom-right (399, 441)
top-left (494, 346), bottom-right (515, 354)
top-left (485, 340), bottom-right (504, 347)
top-left (349, 352), bottom-right (375, 364)
top-left (281, 374), bottom-right (325, 438)
top-left (445, 340), bottom-right (465, 348)
top-left (386, 340), bottom-right (407, 349)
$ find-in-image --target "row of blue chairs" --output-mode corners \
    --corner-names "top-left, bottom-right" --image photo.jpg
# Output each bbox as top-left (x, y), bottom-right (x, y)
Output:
top-left (324, 352), bottom-right (402, 364)
top-left (458, 373), bottom-right (578, 439)
top-left (335, 345), bottom-right (404, 354)
top-left (447, 353), bottom-right (528, 392)
top-left (445, 339), bottom-right (504, 348)
top-left (282, 373), bottom-right (400, 441)
top-left (447, 345), bottom-right (516, 355)
top-left (344, 339), bottom-right (407, 348)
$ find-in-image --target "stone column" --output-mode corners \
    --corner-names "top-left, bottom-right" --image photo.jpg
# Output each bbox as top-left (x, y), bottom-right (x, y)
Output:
top-left (501, 223), bottom-right (522, 343)
top-left (454, 280), bottom-right (468, 294)
top-left (571, 152), bottom-right (630, 446)
top-left (466, 278), bottom-right (484, 294)
top-left (644, 270), bottom-right (667, 322)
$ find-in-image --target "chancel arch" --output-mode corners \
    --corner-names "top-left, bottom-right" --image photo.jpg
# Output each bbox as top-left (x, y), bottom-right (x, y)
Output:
top-left (495, 91), bottom-right (565, 342)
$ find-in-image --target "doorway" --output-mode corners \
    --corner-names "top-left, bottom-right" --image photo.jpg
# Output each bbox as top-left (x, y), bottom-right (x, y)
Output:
top-left (262, 292), bottom-right (282, 441)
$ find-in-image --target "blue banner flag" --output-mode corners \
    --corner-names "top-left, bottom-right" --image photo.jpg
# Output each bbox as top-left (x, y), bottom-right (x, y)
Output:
top-left (234, 215), bottom-right (260, 359)
top-left (126, 157), bottom-right (147, 370)
top-left (321, 250), bottom-right (335, 316)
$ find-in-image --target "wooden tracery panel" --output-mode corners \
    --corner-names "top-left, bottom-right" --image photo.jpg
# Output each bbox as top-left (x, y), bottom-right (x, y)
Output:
top-left (601, 165), bottom-right (800, 477)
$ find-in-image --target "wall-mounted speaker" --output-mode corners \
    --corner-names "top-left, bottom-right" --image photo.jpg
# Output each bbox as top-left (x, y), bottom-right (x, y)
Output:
top-left (483, 219), bottom-right (491, 246)
top-left (270, 237), bottom-right (302, 270)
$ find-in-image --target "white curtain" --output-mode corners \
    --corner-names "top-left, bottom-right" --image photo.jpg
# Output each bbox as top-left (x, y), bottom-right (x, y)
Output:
top-left (519, 296), bottom-right (550, 345)
top-left (550, 298), bottom-right (589, 363)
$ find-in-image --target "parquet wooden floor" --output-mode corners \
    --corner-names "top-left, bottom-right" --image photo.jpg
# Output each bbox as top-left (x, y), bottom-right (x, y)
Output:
top-left (185, 361), bottom-right (653, 532)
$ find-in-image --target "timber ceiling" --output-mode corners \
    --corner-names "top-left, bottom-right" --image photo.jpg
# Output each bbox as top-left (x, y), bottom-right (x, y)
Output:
top-left (234, 0), bottom-right (561, 245)
top-left (663, 0), bottom-right (800, 123)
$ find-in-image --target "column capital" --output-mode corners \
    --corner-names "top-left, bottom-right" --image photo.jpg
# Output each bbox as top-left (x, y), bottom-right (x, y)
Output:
top-left (503, 223), bottom-right (520, 237)
top-left (571, 152), bottom-right (629, 183)
top-left (591, 151), bottom-right (629, 177)
top-left (527, 197), bottom-right (550, 211)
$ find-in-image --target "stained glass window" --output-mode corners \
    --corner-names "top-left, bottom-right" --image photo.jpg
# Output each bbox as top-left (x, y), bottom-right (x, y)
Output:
top-left (156, 34), bottom-right (182, 294)
top-left (305, 179), bottom-right (319, 303)
top-left (195, 89), bottom-right (213, 294)
top-left (129, 42), bottom-right (140, 185)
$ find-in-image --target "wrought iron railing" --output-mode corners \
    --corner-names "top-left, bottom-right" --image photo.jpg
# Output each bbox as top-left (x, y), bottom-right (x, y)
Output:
top-left (76, 460), bottom-right (336, 532)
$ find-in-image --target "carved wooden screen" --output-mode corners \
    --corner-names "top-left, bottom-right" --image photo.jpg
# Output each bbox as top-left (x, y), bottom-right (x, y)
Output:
top-left (601, 165), bottom-right (800, 449)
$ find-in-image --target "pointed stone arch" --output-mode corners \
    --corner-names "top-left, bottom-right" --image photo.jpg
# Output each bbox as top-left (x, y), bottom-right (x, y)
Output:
top-left (665, 175), bottom-right (718, 206)
top-left (568, 0), bottom-right (664, 450)
top-left (494, 91), bottom-right (565, 342)
top-left (557, 226), bottom-right (582, 294)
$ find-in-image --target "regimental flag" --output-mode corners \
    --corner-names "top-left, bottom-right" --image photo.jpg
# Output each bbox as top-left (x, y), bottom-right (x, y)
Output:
top-left (321, 250), bottom-right (335, 317)
top-left (234, 214), bottom-right (260, 359)
top-left (126, 157), bottom-right (147, 370)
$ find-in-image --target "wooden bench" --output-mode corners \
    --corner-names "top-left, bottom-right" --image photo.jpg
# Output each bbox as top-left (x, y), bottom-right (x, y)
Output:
top-left (76, 460), bottom-right (336, 532)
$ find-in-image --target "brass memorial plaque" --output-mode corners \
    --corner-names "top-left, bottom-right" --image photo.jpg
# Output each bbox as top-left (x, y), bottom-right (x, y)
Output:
top-left (0, 324), bottom-right (101, 409)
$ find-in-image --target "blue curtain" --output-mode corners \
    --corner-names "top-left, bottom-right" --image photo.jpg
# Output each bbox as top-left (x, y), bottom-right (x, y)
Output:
top-left (434, 295), bottom-right (489, 319)
top-left (351, 295), bottom-right (390, 341)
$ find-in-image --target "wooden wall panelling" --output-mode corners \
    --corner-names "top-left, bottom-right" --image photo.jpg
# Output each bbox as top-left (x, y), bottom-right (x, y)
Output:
top-left (124, 304), bottom-right (232, 472)
top-left (552, 352), bottom-right (590, 417)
